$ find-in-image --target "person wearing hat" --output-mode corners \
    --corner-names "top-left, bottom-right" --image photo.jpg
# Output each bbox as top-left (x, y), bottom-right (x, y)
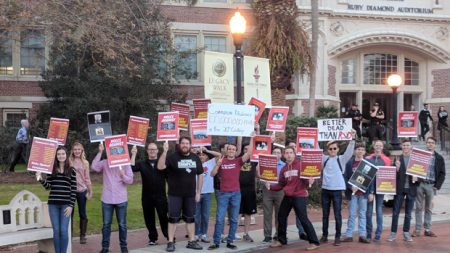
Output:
top-left (346, 104), bottom-right (363, 139)
top-left (419, 103), bottom-right (434, 141)
top-left (368, 103), bottom-right (385, 144)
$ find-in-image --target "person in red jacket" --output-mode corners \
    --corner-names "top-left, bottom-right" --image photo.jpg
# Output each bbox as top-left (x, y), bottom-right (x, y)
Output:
top-left (266, 146), bottom-right (320, 250)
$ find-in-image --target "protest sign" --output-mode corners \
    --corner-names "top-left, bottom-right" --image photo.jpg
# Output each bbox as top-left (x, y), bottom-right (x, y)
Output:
top-left (157, 111), bottom-right (179, 141)
top-left (248, 97), bottom-right (266, 123)
top-left (204, 51), bottom-right (234, 103)
top-left (47, 118), bottom-right (69, 146)
top-left (251, 135), bottom-right (272, 162)
top-left (296, 127), bottom-right (319, 155)
top-left (171, 102), bottom-right (190, 130)
top-left (244, 56), bottom-right (272, 107)
top-left (87, 110), bottom-right (112, 142)
top-left (406, 148), bottom-right (433, 179)
top-left (317, 118), bottom-right (352, 141)
top-left (398, 111), bottom-right (419, 138)
top-left (266, 106), bottom-right (289, 132)
top-left (27, 137), bottom-right (58, 174)
top-left (348, 159), bottom-right (378, 193)
top-left (193, 99), bottom-right (211, 119)
top-left (190, 119), bottom-right (211, 147)
top-left (300, 149), bottom-right (323, 179)
top-left (127, 116), bottom-right (149, 147)
top-left (105, 135), bottom-right (130, 168)
top-left (258, 154), bottom-right (278, 182)
top-left (376, 166), bottom-right (397, 195)
top-left (207, 104), bottom-right (255, 137)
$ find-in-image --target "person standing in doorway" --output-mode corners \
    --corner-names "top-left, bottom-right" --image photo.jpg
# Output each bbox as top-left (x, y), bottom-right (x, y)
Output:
top-left (368, 103), bottom-right (385, 144)
top-left (419, 103), bottom-right (434, 141)
top-left (9, 119), bottom-right (30, 172)
top-left (437, 106), bottom-right (448, 131)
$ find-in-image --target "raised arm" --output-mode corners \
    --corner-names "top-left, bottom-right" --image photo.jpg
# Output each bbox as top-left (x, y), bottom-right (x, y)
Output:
top-left (91, 143), bottom-right (106, 172)
top-left (210, 156), bottom-right (223, 177)
top-left (241, 133), bottom-right (256, 163)
top-left (157, 141), bottom-right (169, 170)
top-left (201, 146), bottom-right (221, 158)
top-left (130, 145), bottom-right (140, 172)
top-left (341, 130), bottom-right (356, 165)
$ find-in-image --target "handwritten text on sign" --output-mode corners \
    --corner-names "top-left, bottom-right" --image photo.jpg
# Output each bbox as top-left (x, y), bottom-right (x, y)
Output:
top-left (207, 104), bottom-right (255, 137)
top-left (317, 118), bottom-right (352, 141)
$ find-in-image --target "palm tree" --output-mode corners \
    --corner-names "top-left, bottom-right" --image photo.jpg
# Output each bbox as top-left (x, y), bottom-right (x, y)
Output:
top-left (309, 0), bottom-right (319, 117)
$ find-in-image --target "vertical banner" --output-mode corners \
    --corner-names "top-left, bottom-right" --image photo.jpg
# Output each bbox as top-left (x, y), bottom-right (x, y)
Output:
top-left (47, 118), bottom-right (69, 146)
top-left (127, 116), bottom-right (149, 147)
top-left (266, 106), bottom-right (289, 132)
top-left (258, 154), bottom-right (279, 182)
top-left (296, 127), bottom-right (319, 155)
top-left (406, 148), bottom-right (433, 179)
top-left (105, 135), bottom-right (130, 168)
top-left (203, 51), bottom-right (234, 103)
top-left (207, 104), bottom-right (255, 137)
top-left (251, 135), bottom-right (273, 162)
top-left (398, 111), bottom-right (419, 138)
top-left (348, 159), bottom-right (378, 193)
top-left (190, 119), bottom-right (211, 147)
top-left (171, 102), bottom-right (190, 130)
top-left (376, 166), bottom-right (397, 195)
top-left (317, 118), bottom-right (353, 141)
top-left (87, 110), bottom-right (112, 143)
top-left (248, 97), bottom-right (266, 123)
top-left (157, 112), bottom-right (180, 141)
top-left (244, 56), bottom-right (272, 107)
top-left (300, 149), bottom-right (323, 179)
top-left (193, 98), bottom-right (211, 119)
top-left (27, 137), bottom-right (58, 174)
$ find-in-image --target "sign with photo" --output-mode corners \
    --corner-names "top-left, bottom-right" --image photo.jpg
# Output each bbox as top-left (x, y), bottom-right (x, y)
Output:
top-left (27, 137), bottom-right (58, 174)
top-left (251, 135), bottom-right (272, 162)
top-left (376, 166), bottom-right (397, 195)
top-left (193, 98), bottom-right (211, 119)
top-left (157, 111), bottom-right (180, 141)
top-left (248, 97), bottom-right (266, 123)
top-left (348, 159), bottom-right (378, 193)
top-left (317, 118), bottom-right (353, 141)
top-left (87, 110), bottom-right (112, 143)
top-left (300, 149), bottom-right (323, 179)
top-left (206, 103), bottom-right (255, 137)
top-left (127, 116), bottom-right (149, 147)
top-left (244, 56), bottom-right (272, 107)
top-left (171, 102), bottom-right (190, 130)
top-left (105, 134), bottom-right (130, 168)
top-left (47, 118), bottom-right (69, 146)
top-left (266, 106), bottom-right (289, 132)
top-left (258, 154), bottom-right (278, 182)
top-left (296, 127), bottom-right (319, 155)
top-left (406, 148), bottom-right (433, 179)
top-left (190, 119), bottom-right (211, 147)
top-left (398, 111), bottom-right (418, 138)
top-left (204, 51), bottom-right (234, 103)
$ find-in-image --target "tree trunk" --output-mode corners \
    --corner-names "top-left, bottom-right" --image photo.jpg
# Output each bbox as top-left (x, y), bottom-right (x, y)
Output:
top-left (308, 0), bottom-right (319, 117)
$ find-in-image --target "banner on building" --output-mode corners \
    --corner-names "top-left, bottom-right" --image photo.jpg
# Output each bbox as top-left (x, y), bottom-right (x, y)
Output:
top-left (87, 110), bottom-right (113, 143)
top-left (157, 111), bottom-right (180, 141)
top-left (27, 137), bottom-right (58, 174)
top-left (171, 102), bottom-right (190, 130)
top-left (207, 103), bottom-right (255, 137)
top-left (398, 111), bottom-right (419, 138)
top-left (251, 135), bottom-right (272, 162)
top-left (248, 97), bottom-right (266, 123)
top-left (266, 106), bottom-right (289, 132)
top-left (127, 116), bottom-right (149, 147)
top-left (244, 56), bottom-right (272, 107)
top-left (193, 98), bottom-right (211, 119)
top-left (203, 51), bottom-right (234, 103)
top-left (317, 118), bottom-right (353, 141)
top-left (258, 154), bottom-right (278, 182)
top-left (190, 119), bottom-right (211, 147)
top-left (105, 135), bottom-right (130, 168)
top-left (348, 159), bottom-right (378, 193)
top-left (47, 118), bottom-right (69, 146)
top-left (406, 148), bottom-right (433, 179)
top-left (376, 166), bottom-right (397, 195)
top-left (296, 127), bottom-right (319, 155)
top-left (300, 149), bottom-right (323, 179)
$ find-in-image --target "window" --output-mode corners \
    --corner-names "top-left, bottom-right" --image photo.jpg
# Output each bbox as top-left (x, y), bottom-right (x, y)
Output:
top-left (404, 58), bottom-right (419, 85)
top-left (174, 35), bottom-right (197, 78)
top-left (0, 32), bottom-right (13, 75)
top-left (363, 54), bottom-right (397, 85)
top-left (20, 30), bottom-right (45, 75)
top-left (3, 109), bottom-right (29, 128)
top-left (341, 58), bottom-right (356, 84)
top-left (204, 36), bottom-right (227, 53)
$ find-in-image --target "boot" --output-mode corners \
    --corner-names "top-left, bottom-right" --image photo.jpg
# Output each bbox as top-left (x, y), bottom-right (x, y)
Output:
top-left (80, 219), bottom-right (88, 244)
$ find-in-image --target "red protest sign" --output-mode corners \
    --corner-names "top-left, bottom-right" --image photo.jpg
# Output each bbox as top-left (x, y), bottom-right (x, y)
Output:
top-left (157, 111), bottom-right (179, 141)
top-left (127, 116), bottom-right (149, 147)
top-left (190, 119), bottom-right (211, 147)
top-left (376, 166), bottom-right (397, 195)
top-left (300, 149), bottom-right (323, 179)
top-left (406, 148), bottom-right (433, 179)
top-left (398, 111), bottom-right (418, 138)
top-left (47, 118), bottom-right (69, 146)
top-left (248, 97), bottom-right (266, 123)
top-left (105, 134), bottom-right (130, 168)
top-left (27, 137), bottom-right (58, 174)
top-left (251, 135), bottom-right (272, 162)
top-left (296, 127), bottom-right (318, 155)
top-left (171, 102), bottom-right (190, 130)
top-left (193, 99), bottom-right (211, 119)
top-left (259, 154), bottom-right (278, 182)
top-left (266, 106), bottom-right (289, 132)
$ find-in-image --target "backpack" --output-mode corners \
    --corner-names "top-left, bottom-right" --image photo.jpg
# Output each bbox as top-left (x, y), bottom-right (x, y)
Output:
top-left (324, 156), bottom-right (343, 173)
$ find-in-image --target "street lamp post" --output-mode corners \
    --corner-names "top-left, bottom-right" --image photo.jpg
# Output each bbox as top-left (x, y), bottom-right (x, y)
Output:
top-left (230, 11), bottom-right (246, 104)
top-left (387, 74), bottom-right (402, 150)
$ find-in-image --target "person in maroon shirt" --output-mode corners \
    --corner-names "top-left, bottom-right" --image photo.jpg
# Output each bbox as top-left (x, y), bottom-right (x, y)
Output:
top-left (267, 147), bottom-right (320, 250)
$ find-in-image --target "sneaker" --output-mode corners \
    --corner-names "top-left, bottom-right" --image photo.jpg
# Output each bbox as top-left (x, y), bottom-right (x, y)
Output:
top-left (208, 244), bottom-right (219, 250)
top-left (121, 248), bottom-right (129, 253)
top-left (387, 232), bottom-right (396, 242)
top-left (358, 237), bottom-right (371, 244)
top-left (186, 241), bottom-right (203, 250)
top-left (148, 241), bottom-right (157, 246)
top-left (226, 243), bottom-right (237, 250)
top-left (270, 240), bottom-right (282, 248)
top-left (299, 233), bottom-right (308, 241)
top-left (334, 238), bottom-right (341, 246)
top-left (412, 230), bottom-right (421, 237)
top-left (234, 234), bottom-right (242, 240)
top-left (403, 232), bottom-right (413, 242)
top-left (341, 236), bottom-right (353, 242)
top-left (424, 230), bottom-right (437, 237)
top-left (201, 237), bottom-right (210, 243)
top-left (166, 242), bottom-right (175, 252)
top-left (306, 244), bottom-right (320, 251)
top-left (262, 237), bottom-right (272, 243)
top-left (319, 236), bottom-right (328, 243)
top-left (243, 234), bottom-right (254, 242)
top-left (374, 235), bottom-right (381, 242)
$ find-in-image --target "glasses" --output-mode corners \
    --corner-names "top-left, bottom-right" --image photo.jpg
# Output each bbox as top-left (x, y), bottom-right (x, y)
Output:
top-left (328, 147), bottom-right (338, 151)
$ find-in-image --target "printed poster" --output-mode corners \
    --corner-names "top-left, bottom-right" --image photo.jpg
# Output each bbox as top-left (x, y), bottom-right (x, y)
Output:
top-left (193, 98), bottom-right (211, 119)
top-left (376, 166), bottom-right (397, 195)
top-left (127, 116), bottom-right (149, 147)
top-left (204, 51), bottom-right (234, 103)
top-left (266, 106), bottom-right (289, 132)
top-left (207, 104), bottom-right (255, 137)
top-left (300, 149), bottom-right (323, 179)
top-left (27, 137), bottom-right (58, 174)
top-left (244, 56), bottom-right (272, 107)
top-left (87, 110), bottom-right (113, 143)
top-left (348, 159), bottom-right (378, 193)
top-left (248, 97), bottom-right (266, 123)
top-left (105, 135), bottom-right (130, 168)
top-left (157, 111), bottom-right (180, 141)
top-left (398, 111), bottom-right (419, 138)
top-left (171, 102), bottom-right (190, 130)
top-left (258, 154), bottom-right (278, 182)
top-left (190, 119), bottom-right (211, 147)
top-left (251, 135), bottom-right (272, 162)
top-left (317, 118), bottom-right (353, 141)
top-left (296, 127), bottom-right (319, 155)
top-left (47, 118), bottom-right (69, 146)
top-left (406, 148), bottom-right (433, 179)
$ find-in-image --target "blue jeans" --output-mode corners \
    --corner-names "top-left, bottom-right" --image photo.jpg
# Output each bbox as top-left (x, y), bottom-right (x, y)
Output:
top-left (345, 195), bottom-right (368, 237)
top-left (366, 194), bottom-right (384, 239)
top-left (321, 189), bottom-right (343, 238)
top-left (391, 191), bottom-right (415, 233)
top-left (213, 191), bottom-right (241, 245)
top-left (102, 202), bottom-right (128, 250)
top-left (48, 204), bottom-right (71, 253)
top-left (195, 193), bottom-right (212, 236)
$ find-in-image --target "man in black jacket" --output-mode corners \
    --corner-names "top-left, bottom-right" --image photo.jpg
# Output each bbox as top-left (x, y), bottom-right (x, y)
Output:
top-left (419, 104), bottom-right (434, 140)
top-left (413, 137), bottom-right (446, 237)
top-left (346, 104), bottom-right (363, 139)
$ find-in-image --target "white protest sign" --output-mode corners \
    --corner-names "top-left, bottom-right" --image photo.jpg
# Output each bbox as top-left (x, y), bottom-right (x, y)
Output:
top-left (207, 104), bottom-right (255, 137)
top-left (317, 118), bottom-right (352, 141)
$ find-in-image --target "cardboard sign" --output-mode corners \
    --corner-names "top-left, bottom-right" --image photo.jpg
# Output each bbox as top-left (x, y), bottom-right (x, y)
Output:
top-left (127, 116), bottom-right (149, 147)
top-left (207, 104), bottom-right (255, 137)
top-left (398, 111), bottom-right (419, 138)
top-left (266, 106), bottom-right (289, 132)
top-left (105, 135), bottom-right (130, 168)
top-left (190, 119), bottom-right (211, 147)
top-left (348, 159), bottom-right (378, 193)
top-left (251, 135), bottom-right (272, 162)
top-left (87, 110), bottom-right (113, 143)
top-left (244, 56), bottom-right (272, 107)
top-left (317, 118), bottom-right (352, 141)
top-left (47, 118), bottom-right (69, 146)
top-left (258, 154), bottom-right (278, 182)
top-left (248, 97), bottom-right (266, 123)
top-left (296, 127), bottom-right (319, 155)
top-left (157, 112), bottom-right (179, 141)
top-left (193, 98), bottom-right (211, 119)
top-left (171, 102), bottom-right (190, 130)
top-left (300, 149), bottom-right (323, 179)
top-left (376, 166), bottom-right (397, 195)
top-left (204, 51), bottom-right (234, 103)
top-left (406, 148), bottom-right (433, 179)
top-left (27, 137), bottom-right (58, 174)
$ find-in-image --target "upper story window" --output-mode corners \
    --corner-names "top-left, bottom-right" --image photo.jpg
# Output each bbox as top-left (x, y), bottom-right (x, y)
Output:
top-left (174, 35), bottom-right (198, 78)
top-left (363, 53), bottom-right (397, 85)
top-left (204, 36), bottom-right (227, 53)
top-left (404, 58), bottom-right (419, 85)
top-left (20, 30), bottom-right (46, 76)
top-left (0, 32), bottom-right (13, 75)
top-left (341, 58), bottom-right (356, 84)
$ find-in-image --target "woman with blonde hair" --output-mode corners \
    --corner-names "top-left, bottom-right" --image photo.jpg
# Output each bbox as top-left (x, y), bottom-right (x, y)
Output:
top-left (69, 142), bottom-right (93, 244)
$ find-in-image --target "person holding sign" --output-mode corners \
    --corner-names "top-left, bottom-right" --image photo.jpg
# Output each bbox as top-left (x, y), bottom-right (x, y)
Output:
top-left (36, 147), bottom-right (77, 253)
top-left (92, 143), bottom-right (134, 253)
top-left (413, 137), bottom-right (446, 237)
